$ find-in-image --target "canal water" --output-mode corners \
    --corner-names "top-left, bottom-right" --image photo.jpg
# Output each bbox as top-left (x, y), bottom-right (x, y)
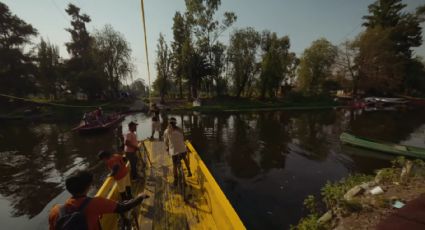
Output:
top-left (0, 108), bottom-right (424, 229)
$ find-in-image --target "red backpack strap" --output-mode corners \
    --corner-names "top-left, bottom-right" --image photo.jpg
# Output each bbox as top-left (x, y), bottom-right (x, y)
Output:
top-left (78, 197), bottom-right (92, 212)
top-left (57, 197), bottom-right (92, 219)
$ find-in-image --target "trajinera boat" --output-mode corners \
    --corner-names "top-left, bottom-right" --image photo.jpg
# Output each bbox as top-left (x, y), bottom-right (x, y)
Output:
top-left (95, 140), bottom-right (246, 230)
top-left (72, 114), bottom-right (125, 133)
top-left (340, 132), bottom-right (425, 159)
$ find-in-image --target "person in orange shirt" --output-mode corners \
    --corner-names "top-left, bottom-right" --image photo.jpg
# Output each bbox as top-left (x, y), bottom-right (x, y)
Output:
top-left (98, 150), bottom-right (132, 201)
top-left (125, 121), bottom-right (140, 180)
top-left (48, 170), bottom-right (148, 230)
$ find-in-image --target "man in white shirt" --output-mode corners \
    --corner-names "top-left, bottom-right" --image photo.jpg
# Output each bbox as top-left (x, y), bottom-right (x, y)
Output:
top-left (163, 117), bottom-right (192, 185)
top-left (124, 121), bottom-right (140, 180)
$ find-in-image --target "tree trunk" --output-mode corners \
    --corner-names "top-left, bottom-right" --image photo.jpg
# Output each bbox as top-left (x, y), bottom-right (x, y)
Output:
top-left (179, 75), bottom-right (183, 99)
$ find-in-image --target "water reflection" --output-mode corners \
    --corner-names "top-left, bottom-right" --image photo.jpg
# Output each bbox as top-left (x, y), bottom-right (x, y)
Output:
top-left (0, 109), bottom-right (424, 229)
top-left (0, 122), bottom-right (113, 220)
top-left (181, 109), bottom-right (425, 229)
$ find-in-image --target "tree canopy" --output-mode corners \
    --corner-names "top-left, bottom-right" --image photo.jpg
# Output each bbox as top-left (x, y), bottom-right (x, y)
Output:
top-left (0, 2), bottom-right (38, 96)
top-left (297, 38), bottom-right (337, 96)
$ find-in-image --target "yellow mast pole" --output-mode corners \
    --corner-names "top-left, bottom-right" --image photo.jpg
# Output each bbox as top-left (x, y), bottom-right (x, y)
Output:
top-left (140, 0), bottom-right (151, 104)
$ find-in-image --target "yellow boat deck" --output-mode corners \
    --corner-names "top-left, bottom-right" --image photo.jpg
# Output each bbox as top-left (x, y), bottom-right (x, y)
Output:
top-left (96, 140), bottom-right (245, 230)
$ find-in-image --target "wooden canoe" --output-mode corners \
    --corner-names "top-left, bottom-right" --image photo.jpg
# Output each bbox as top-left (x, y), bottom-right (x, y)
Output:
top-left (340, 132), bottom-right (425, 159)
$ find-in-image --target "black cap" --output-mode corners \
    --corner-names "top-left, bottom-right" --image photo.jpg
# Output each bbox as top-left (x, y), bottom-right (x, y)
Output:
top-left (129, 121), bottom-right (138, 126)
top-left (65, 170), bottom-right (93, 196)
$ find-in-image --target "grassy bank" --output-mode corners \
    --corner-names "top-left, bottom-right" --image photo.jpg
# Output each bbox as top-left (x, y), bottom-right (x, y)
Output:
top-left (292, 157), bottom-right (425, 230)
top-left (173, 95), bottom-right (344, 112)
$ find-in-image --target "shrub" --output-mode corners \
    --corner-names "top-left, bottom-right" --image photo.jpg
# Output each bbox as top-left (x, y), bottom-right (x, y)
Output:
top-left (321, 174), bottom-right (373, 210)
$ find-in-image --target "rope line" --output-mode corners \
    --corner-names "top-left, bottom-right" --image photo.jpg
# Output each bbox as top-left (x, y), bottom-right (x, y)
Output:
top-left (140, 0), bottom-right (152, 103)
top-left (0, 93), bottom-right (111, 108)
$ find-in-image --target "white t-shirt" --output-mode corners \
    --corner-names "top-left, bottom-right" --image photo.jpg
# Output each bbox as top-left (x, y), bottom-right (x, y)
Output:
top-left (163, 128), bottom-right (186, 156)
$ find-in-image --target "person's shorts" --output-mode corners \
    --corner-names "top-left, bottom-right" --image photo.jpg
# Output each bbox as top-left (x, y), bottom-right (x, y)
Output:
top-left (172, 152), bottom-right (187, 165)
top-left (151, 121), bottom-right (161, 131)
top-left (115, 173), bottom-right (131, 193)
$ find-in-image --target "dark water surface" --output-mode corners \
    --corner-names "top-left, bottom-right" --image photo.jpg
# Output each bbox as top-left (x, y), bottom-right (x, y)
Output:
top-left (0, 109), bottom-right (424, 229)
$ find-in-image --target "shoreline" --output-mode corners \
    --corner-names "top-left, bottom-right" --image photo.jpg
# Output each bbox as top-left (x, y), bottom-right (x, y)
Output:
top-left (292, 157), bottom-right (425, 230)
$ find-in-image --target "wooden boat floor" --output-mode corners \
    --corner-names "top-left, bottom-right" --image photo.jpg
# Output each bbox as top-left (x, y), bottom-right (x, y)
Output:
top-left (140, 140), bottom-right (218, 230)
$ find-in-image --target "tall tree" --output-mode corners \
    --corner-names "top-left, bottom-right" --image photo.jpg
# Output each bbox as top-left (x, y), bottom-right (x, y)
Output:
top-left (171, 12), bottom-right (187, 99)
top-left (94, 24), bottom-right (133, 98)
top-left (359, 0), bottom-right (424, 94)
top-left (417, 4), bottom-right (425, 22)
top-left (130, 79), bottom-right (148, 98)
top-left (64, 3), bottom-right (105, 100)
top-left (210, 42), bottom-right (227, 96)
top-left (65, 4), bottom-right (92, 58)
top-left (154, 33), bottom-right (172, 103)
top-left (0, 2), bottom-right (38, 96)
top-left (334, 40), bottom-right (360, 96)
top-left (36, 38), bottom-right (60, 99)
top-left (185, 0), bottom-right (237, 98)
top-left (297, 38), bottom-right (337, 96)
top-left (227, 27), bottom-right (261, 98)
top-left (259, 32), bottom-right (295, 98)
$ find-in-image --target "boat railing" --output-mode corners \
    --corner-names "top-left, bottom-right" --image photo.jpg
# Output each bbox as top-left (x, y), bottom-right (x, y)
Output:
top-left (185, 141), bottom-right (246, 230)
top-left (95, 157), bottom-right (132, 230)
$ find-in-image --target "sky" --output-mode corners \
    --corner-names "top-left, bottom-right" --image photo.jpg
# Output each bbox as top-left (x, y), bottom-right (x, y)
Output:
top-left (2, 0), bottom-right (425, 85)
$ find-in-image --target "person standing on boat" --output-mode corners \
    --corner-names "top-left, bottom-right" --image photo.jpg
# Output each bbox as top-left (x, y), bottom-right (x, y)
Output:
top-left (149, 103), bottom-right (160, 118)
top-left (150, 103), bottom-right (161, 140)
top-left (48, 170), bottom-right (148, 230)
top-left (163, 117), bottom-right (192, 186)
top-left (95, 107), bottom-right (104, 124)
top-left (115, 125), bottom-right (124, 152)
top-left (125, 121), bottom-right (140, 180)
top-left (150, 116), bottom-right (161, 140)
top-left (98, 150), bottom-right (132, 200)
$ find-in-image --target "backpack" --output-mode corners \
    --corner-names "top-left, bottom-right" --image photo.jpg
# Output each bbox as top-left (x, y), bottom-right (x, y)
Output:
top-left (55, 197), bottom-right (92, 230)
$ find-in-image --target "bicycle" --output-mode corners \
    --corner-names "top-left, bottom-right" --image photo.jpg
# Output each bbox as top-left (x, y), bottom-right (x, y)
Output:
top-left (118, 208), bottom-right (139, 230)
top-left (174, 151), bottom-right (191, 201)
top-left (118, 194), bottom-right (149, 230)
top-left (175, 156), bottom-right (186, 200)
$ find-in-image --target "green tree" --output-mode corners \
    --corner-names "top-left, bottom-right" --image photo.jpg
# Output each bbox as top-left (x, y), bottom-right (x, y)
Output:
top-left (185, 0), bottom-right (237, 97)
top-left (154, 33), bottom-right (172, 103)
top-left (64, 3), bottom-right (105, 100)
top-left (297, 38), bottom-right (337, 96)
top-left (171, 12), bottom-right (187, 99)
top-left (130, 79), bottom-right (148, 98)
top-left (65, 4), bottom-right (92, 58)
top-left (227, 27), bottom-right (261, 98)
top-left (405, 57), bottom-right (425, 95)
top-left (359, 0), bottom-right (424, 94)
top-left (417, 4), bottom-right (425, 22)
top-left (356, 27), bottom-right (406, 94)
top-left (0, 2), bottom-right (38, 96)
top-left (94, 24), bottom-right (133, 98)
top-left (334, 40), bottom-right (360, 96)
top-left (259, 32), bottom-right (295, 98)
top-left (36, 38), bottom-right (61, 99)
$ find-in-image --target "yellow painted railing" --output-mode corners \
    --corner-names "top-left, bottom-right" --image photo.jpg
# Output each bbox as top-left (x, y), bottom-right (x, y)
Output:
top-left (95, 157), bottom-right (132, 230)
top-left (185, 141), bottom-right (246, 230)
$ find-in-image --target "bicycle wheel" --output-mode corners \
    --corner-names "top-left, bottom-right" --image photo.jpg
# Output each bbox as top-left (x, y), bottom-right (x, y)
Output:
top-left (118, 214), bottom-right (131, 230)
top-left (130, 210), bottom-right (140, 230)
top-left (177, 163), bottom-right (186, 200)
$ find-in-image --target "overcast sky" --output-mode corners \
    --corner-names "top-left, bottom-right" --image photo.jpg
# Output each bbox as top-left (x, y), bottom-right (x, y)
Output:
top-left (3, 0), bottom-right (425, 84)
